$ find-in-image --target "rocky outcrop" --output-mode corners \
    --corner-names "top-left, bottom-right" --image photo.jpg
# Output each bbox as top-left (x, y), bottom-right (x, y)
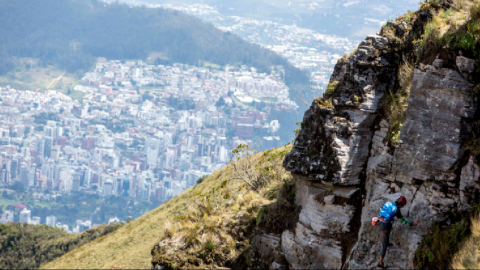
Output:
top-left (276, 34), bottom-right (399, 268)
top-left (284, 34), bottom-right (397, 186)
top-left (252, 6), bottom-right (480, 269)
top-left (348, 59), bottom-right (478, 269)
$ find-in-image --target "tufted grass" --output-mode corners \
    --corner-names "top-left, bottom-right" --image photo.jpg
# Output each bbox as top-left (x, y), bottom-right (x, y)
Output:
top-left (150, 146), bottom-right (294, 269)
top-left (384, 61), bottom-right (414, 147)
top-left (42, 146), bottom-right (293, 269)
top-left (451, 212), bottom-right (480, 269)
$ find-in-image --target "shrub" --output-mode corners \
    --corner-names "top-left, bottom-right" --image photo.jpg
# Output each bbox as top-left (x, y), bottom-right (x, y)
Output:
top-left (451, 213), bottom-right (480, 269)
top-left (314, 97), bottom-right (334, 109)
top-left (325, 80), bottom-right (338, 95)
top-left (384, 61), bottom-right (413, 147)
top-left (0, 222), bottom-right (123, 269)
top-left (470, 1), bottom-right (480, 22)
top-left (416, 219), bottom-right (470, 269)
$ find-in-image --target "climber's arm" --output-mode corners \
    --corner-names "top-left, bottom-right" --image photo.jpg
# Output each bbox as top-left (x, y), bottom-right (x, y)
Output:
top-left (395, 209), bottom-right (413, 226)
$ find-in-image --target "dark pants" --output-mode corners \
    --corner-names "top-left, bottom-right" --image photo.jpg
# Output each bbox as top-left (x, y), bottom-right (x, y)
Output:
top-left (378, 222), bottom-right (392, 258)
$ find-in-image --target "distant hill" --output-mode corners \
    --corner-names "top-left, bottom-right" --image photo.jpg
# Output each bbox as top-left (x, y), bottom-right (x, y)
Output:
top-left (0, 222), bottom-right (123, 269)
top-left (0, 0), bottom-right (308, 91)
top-left (138, 0), bottom-right (419, 38)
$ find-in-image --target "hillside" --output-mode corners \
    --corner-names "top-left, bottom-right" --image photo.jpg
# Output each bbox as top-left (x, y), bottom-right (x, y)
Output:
top-left (0, 222), bottom-right (123, 269)
top-left (139, 0), bottom-right (419, 38)
top-left (42, 146), bottom-right (295, 269)
top-left (0, 0), bottom-right (308, 90)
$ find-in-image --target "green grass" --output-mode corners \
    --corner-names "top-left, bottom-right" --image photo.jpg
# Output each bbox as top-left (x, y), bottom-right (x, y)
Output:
top-left (0, 198), bottom-right (15, 208)
top-left (416, 213), bottom-right (474, 269)
top-left (325, 80), bottom-right (338, 96)
top-left (202, 61), bottom-right (223, 70)
top-left (32, 201), bottom-right (55, 208)
top-left (0, 222), bottom-right (123, 269)
top-left (0, 64), bottom-right (76, 92)
top-left (68, 90), bottom-right (85, 100)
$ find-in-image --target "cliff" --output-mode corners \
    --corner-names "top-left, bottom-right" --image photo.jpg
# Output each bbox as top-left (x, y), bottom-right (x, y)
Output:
top-left (249, 0), bottom-right (480, 269)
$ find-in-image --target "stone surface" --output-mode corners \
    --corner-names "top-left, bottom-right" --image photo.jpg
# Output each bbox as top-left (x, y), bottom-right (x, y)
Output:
top-left (324, 195), bottom-right (336, 204)
top-left (256, 18), bottom-right (480, 270)
top-left (392, 66), bottom-right (475, 184)
top-left (284, 29), bottom-right (399, 186)
top-left (250, 234), bottom-right (286, 268)
top-left (281, 188), bottom-right (356, 269)
top-left (347, 64), bottom-right (477, 269)
top-left (456, 56), bottom-right (476, 79)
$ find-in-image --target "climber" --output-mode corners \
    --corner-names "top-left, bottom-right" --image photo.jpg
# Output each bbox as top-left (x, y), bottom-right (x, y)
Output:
top-left (377, 196), bottom-right (418, 269)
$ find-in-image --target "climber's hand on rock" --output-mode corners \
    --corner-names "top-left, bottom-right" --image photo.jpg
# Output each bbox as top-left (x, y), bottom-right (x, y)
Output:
top-left (413, 220), bottom-right (418, 226)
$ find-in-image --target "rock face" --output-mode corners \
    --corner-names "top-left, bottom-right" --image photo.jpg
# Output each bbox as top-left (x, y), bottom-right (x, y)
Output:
top-left (252, 10), bottom-right (480, 270)
top-left (348, 61), bottom-right (478, 269)
top-left (284, 34), bottom-right (397, 187)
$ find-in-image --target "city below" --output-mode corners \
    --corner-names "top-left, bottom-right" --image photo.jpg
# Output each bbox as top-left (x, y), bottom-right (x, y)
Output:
top-left (0, 58), bottom-right (297, 232)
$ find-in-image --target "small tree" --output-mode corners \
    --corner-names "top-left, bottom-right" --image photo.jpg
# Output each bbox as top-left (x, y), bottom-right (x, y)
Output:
top-left (230, 144), bottom-right (262, 191)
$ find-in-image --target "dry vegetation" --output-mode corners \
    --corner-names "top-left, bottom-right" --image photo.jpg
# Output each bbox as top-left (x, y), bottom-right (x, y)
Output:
top-left (151, 146), bottom-right (295, 269)
top-left (42, 146), bottom-right (294, 269)
top-left (385, 61), bottom-right (414, 146)
top-left (0, 62), bottom-right (77, 92)
top-left (314, 97), bottom-right (334, 109)
top-left (452, 213), bottom-right (480, 269)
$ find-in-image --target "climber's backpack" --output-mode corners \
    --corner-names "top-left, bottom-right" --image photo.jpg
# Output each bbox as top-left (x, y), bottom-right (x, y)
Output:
top-left (372, 202), bottom-right (398, 226)
top-left (378, 201), bottom-right (398, 223)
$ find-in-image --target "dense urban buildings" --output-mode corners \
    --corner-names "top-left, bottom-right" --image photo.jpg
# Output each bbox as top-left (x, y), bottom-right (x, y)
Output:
top-left (0, 59), bottom-right (295, 230)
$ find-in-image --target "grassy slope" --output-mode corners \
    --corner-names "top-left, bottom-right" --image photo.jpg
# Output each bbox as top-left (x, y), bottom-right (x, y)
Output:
top-left (42, 146), bottom-right (292, 269)
top-left (0, 64), bottom-right (76, 92)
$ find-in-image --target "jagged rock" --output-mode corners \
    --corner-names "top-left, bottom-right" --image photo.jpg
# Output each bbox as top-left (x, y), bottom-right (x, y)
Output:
top-left (386, 21), bottom-right (407, 37)
top-left (459, 157), bottom-right (480, 211)
top-left (432, 58), bottom-right (443, 68)
top-left (392, 66), bottom-right (475, 184)
top-left (456, 56), bottom-right (476, 80)
top-left (269, 262), bottom-right (286, 270)
top-left (347, 64), bottom-right (477, 269)
top-left (250, 234), bottom-right (285, 268)
top-left (284, 29), bottom-right (398, 186)
top-left (324, 195), bottom-right (336, 204)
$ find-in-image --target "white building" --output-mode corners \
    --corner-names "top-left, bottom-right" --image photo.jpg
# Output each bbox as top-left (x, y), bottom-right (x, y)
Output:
top-left (46, 215), bottom-right (57, 227)
top-left (0, 210), bottom-right (14, 224)
top-left (31, 216), bottom-right (41, 225)
top-left (146, 138), bottom-right (160, 167)
top-left (56, 223), bottom-right (69, 232)
top-left (19, 209), bottom-right (31, 223)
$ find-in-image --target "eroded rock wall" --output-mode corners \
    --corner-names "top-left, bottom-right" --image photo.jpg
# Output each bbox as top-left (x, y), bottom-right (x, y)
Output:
top-left (347, 61), bottom-right (478, 269)
top-left (251, 10), bottom-right (480, 270)
top-left (277, 34), bottom-right (397, 269)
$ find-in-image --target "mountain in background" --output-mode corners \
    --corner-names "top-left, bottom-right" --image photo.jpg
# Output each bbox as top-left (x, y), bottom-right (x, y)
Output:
top-left (136, 0), bottom-right (419, 38)
top-left (0, 0), bottom-right (308, 92)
